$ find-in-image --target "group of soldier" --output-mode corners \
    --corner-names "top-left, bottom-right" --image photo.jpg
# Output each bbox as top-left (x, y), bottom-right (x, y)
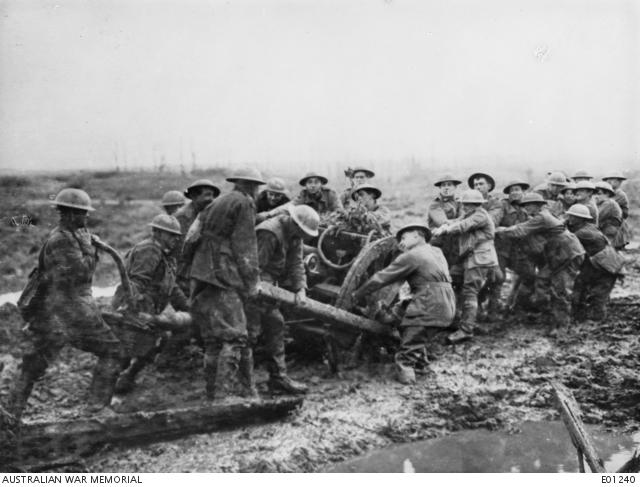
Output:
top-left (2, 165), bottom-right (633, 422)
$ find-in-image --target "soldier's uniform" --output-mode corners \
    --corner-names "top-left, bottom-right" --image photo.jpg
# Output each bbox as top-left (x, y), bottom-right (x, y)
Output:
top-left (292, 187), bottom-right (341, 216)
top-left (354, 236), bottom-right (455, 376)
top-left (612, 188), bottom-right (632, 249)
top-left (6, 220), bottom-right (123, 420)
top-left (597, 198), bottom-right (623, 246)
top-left (174, 201), bottom-right (199, 293)
top-left (428, 194), bottom-right (462, 291)
top-left (499, 208), bottom-right (585, 328)
top-left (190, 186), bottom-right (261, 399)
top-left (579, 198), bottom-right (599, 225)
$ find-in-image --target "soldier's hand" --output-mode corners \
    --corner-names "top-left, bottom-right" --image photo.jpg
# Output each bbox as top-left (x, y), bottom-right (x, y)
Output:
top-left (91, 234), bottom-right (105, 247)
top-left (247, 282), bottom-right (261, 299)
top-left (294, 288), bottom-right (307, 305)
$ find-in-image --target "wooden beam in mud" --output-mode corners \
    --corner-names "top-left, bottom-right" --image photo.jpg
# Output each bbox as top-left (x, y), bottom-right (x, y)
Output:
top-left (10, 396), bottom-right (302, 465)
top-left (551, 381), bottom-right (605, 473)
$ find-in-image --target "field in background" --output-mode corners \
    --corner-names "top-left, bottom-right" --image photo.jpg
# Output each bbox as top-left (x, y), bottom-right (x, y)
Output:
top-left (1, 167), bottom-right (638, 294)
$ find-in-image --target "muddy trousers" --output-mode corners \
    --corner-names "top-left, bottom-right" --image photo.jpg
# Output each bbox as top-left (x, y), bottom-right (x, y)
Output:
top-left (395, 326), bottom-right (442, 370)
top-left (459, 266), bottom-right (496, 334)
top-left (5, 321), bottom-right (123, 421)
top-left (535, 256), bottom-right (583, 328)
top-left (572, 260), bottom-right (617, 322)
top-left (191, 283), bottom-right (248, 399)
top-left (485, 254), bottom-right (537, 313)
top-left (245, 303), bottom-right (289, 380)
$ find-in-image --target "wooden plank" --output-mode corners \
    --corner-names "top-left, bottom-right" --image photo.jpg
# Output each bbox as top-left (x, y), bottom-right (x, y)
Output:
top-left (551, 381), bottom-right (606, 473)
top-left (11, 396), bottom-right (302, 464)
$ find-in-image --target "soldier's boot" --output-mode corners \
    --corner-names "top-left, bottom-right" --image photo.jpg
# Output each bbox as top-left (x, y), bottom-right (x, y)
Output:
top-left (203, 350), bottom-right (219, 400)
top-left (238, 347), bottom-right (259, 398)
top-left (4, 353), bottom-right (48, 423)
top-left (267, 353), bottom-right (307, 395)
top-left (448, 321), bottom-right (474, 344)
top-left (114, 357), bottom-right (148, 395)
top-left (212, 343), bottom-right (241, 401)
top-left (86, 357), bottom-right (120, 414)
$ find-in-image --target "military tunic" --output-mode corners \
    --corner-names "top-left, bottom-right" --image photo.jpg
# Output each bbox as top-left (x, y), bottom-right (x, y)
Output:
top-left (427, 195), bottom-right (461, 271)
top-left (612, 188), bottom-right (632, 249)
top-left (174, 201), bottom-right (199, 293)
top-left (255, 190), bottom-right (290, 224)
top-left (292, 187), bottom-right (342, 216)
top-left (597, 199), bottom-right (623, 246)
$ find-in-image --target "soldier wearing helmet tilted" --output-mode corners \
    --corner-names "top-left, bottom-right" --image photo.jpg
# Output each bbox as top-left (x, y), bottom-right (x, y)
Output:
top-left (534, 171), bottom-right (569, 203)
top-left (496, 193), bottom-right (585, 334)
top-left (244, 205), bottom-right (320, 396)
top-left (574, 181), bottom-right (599, 225)
top-left (602, 170), bottom-right (632, 249)
top-left (340, 183), bottom-right (391, 234)
top-left (353, 223), bottom-right (455, 384)
top-left (255, 177), bottom-right (291, 224)
top-left (4, 189), bottom-right (124, 421)
top-left (566, 204), bottom-right (624, 322)
top-left (292, 172), bottom-right (342, 217)
top-left (111, 214), bottom-right (189, 394)
top-left (340, 166), bottom-right (375, 208)
top-left (432, 189), bottom-right (499, 343)
top-left (161, 190), bottom-right (186, 216)
top-left (189, 168), bottom-right (265, 401)
top-left (174, 179), bottom-right (221, 294)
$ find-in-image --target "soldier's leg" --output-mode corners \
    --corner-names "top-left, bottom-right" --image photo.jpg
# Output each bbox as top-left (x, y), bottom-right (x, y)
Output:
top-left (585, 268), bottom-right (617, 321)
top-left (513, 259), bottom-right (537, 312)
top-left (191, 285), bottom-right (222, 399)
top-left (240, 303), bottom-right (262, 398)
top-left (449, 264), bottom-right (464, 323)
top-left (460, 267), bottom-right (490, 333)
top-left (571, 262), bottom-right (591, 322)
top-left (549, 257), bottom-right (583, 330)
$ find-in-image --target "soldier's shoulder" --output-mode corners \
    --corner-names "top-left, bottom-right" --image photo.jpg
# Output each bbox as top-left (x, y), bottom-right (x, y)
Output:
top-left (174, 202), bottom-right (194, 219)
top-left (45, 226), bottom-right (75, 249)
top-left (132, 238), bottom-right (163, 256)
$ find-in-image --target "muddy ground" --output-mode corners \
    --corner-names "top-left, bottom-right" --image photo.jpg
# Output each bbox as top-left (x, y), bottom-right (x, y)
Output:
top-left (1, 254), bottom-right (638, 472)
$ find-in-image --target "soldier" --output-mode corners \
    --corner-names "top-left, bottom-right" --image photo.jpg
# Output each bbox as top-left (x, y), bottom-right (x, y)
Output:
top-left (486, 180), bottom-right (535, 318)
top-left (353, 223), bottom-right (455, 384)
top-left (572, 170), bottom-right (594, 183)
top-left (594, 181), bottom-right (623, 246)
top-left (292, 171), bottom-right (342, 216)
top-left (428, 174), bottom-right (463, 295)
top-left (161, 190), bottom-right (186, 216)
top-left (348, 183), bottom-right (391, 232)
top-left (550, 182), bottom-right (577, 218)
top-left (174, 179), bottom-right (220, 294)
top-left (244, 206), bottom-right (320, 395)
top-left (255, 177), bottom-right (291, 224)
top-left (567, 204), bottom-right (622, 322)
top-left (574, 181), bottom-right (599, 225)
top-left (189, 169), bottom-right (265, 400)
top-left (111, 214), bottom-right (189, 394)
top-left (432, 190), bottom-right (499, 343)
top-left (467, 172), bottom-right (503, 224)
top-left (340, 166), bottom-right (375, 208)
top-left (534, 171), bottom-right (568, 202)
top-left (602, 170), bottom-right (632, 249)
top-left (4, 189), bottom-right (124, 420)
top-left (496, 193), bottom-right (585, 333)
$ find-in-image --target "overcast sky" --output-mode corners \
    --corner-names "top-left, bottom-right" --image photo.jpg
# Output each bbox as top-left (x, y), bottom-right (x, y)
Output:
top-left (0, 0), bottom-right (638, 178)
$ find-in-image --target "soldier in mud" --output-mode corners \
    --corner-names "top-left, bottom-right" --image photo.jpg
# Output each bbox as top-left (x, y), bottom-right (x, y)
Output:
top-left (572, 170), bottom-right (594, 183)
top-left (330, 183), bottom-right (391, 235)
top-left (496, 193), bottom-right (585, 335)
top-left (174, 179), bottom-right (220, 295)
top-left (255, 177), bottom-right (291, 224)
top-left (161, 190), bottom-right (186, 216)
top-left (567, 204), bottom-right (623, 322)
top-left (594, 181), bottom-right (623, 247)
top-left (291, 171), bottom-right (342, 217)
top-left (428, 174), bottom-right (463, 298)
top-left (602, 170), bottom-right (632, 250)
top-left (573, 181), bottom-right (599, 225)
top-left (353, 223), bottom-right (455, 384)
top-left (432, 190), bottom-right (499, 343)
top-left (533, 171), bottom-right (569, 203)
top-left (4, 189), bottom-right (124, 420)
top-left (243, 205), bottom-right (320, 396)
top-left (189, 168), bottom-right (265, 401)
top-left (549, 182), bottom-right (577, 218)
top-left (340, 166), bottom-right (375, 208)
top-left (484, 180), bottom-right (536, 319)
top-left (111, 214), bottom-right (189, 394)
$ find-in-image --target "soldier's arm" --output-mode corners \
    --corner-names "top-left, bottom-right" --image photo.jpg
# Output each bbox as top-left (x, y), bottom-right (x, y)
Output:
top-left (447, 211), bottom-right (485, 234)
top-left (256, 230), bottom-right (278, 272)
top-left (427, 201), bottom-right (448, 228)
top-left (126, 245), bottom-right (163, 297)
top-left (169, 284), bottom-right (189, 312)
top-left (488, 200), bottom-right (504, 226)
top-left (45, 230), bottom-right (96, 289)
top-left (499, 216), bottom-right (544, 239)
top-left (353, 253), bottom-right (415, 301)
top-left (287, 238), bottom-right (307, 292)
top-left (231, 198), bottom-right (260, 291)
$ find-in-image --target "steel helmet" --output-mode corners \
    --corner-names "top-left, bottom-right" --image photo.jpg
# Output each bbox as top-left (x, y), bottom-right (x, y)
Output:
top-left (350, 166), bottom-right (375, 178)
top-left (395, 223), bottom-right (431, 242)
top-left (602, 170), bottom-right (627, 181)
top-left (53, 188), bottom-right (95, 211)
top-left (161, 190), bottom-right (186, 207)
top-left (289, 205), bottom-right (320, 237)
top-left (560, 182), bottom-right (577, 193)
top-left (572, 170), bottom-right (593, 180)
top-left (299, 171), bottom-right (328, 186)
top-left (595, 181), bottom-right (615, 195)
top-left (434, 174), bottom-right (462, 187)
top-left (547, 172), bottom-right (568, 186)
top-left (467, 172), bottom-right (495, 192)
top-left (148, 214), bottom-right (182, 235)
top-left (184, 179), bottom-right (221, 199)
top-left (265, 177), bottom-right (289, 195)
top-left (519, 192), bottom-right (546, 205)
top-left (503, 180), bottom-right (531, 194)
top-left (460, 189), bottom-right (485, 204)
top-left (565, 204), bottom-right (593, 220)
top-left (575, 181), bottom-right (596, 192)
top-left (226, 168), bottom-right (266, 185)
top-left (351, 183), bottom-right (382, 201)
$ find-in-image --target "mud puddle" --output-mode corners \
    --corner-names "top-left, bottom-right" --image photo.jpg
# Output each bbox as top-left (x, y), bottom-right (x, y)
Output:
top-left (326, 421), bottom-right (640, 473)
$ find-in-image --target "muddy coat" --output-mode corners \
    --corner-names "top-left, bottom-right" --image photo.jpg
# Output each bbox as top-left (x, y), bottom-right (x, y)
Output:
top-left (354, 242), bottom-right (455, 328)
top-left (112, 237), bottom-right (188, 315)
top-left (190, 189), bottom-right (260, 293)
top-left (428, 195), bottom-right (461, 267)
top-left (292, 187), bottom-right (342, 215)
top-left (495, 198), bottom-right (529, 261)
top-left (613, 188), bottom-right (630, 219)
top-left (611, 189), bottom-right (632, 248)
top-left (446, 207), bottom-right (498, 269)
top-left (597, 199), bottom-right (623, 246)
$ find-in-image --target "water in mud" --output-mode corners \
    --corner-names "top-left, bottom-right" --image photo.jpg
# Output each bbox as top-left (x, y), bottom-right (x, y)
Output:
top-left (327, 421), bottom-right (640, 473)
